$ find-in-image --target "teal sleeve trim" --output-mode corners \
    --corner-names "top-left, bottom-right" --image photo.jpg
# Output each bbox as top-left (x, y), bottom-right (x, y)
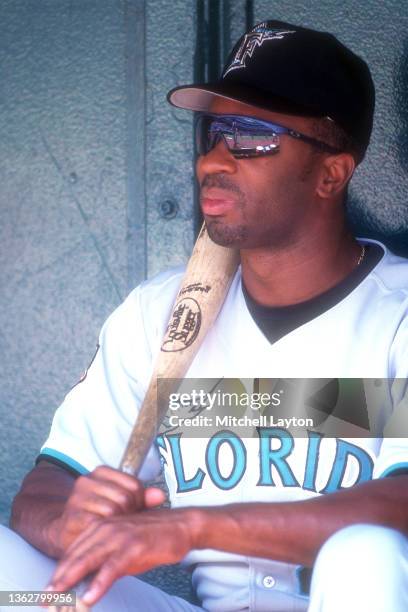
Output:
top-left (40, 448), bottom-right (90, 475)
top-left (380, 462), bottom-right (408, 478)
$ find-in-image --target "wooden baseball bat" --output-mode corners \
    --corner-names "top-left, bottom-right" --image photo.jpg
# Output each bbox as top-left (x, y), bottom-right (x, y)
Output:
top-left (119, 223), bottom-right (239, 475)
top-left (52, 224), bottom-right (239, 612)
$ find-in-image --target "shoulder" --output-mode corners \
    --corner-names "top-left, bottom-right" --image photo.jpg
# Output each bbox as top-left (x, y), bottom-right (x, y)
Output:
top-left (363, 240), bottom-right (408, 299)
top-left (109, 266), bottom-right (185, 318)
top-left (137, 265), bottom-right (186, 307)
top-left (99, 266), bottom-right (186, 352)
top-left (362, 241), bottom-right (408, 374)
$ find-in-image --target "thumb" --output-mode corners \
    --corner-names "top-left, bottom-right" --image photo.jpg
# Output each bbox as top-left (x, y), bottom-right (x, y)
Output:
top-left (144, 486), bottom-right (167, 507)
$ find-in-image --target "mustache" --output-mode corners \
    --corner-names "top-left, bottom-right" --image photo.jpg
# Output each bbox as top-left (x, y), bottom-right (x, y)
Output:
top-left (201, 174), bottom-right (243, 196)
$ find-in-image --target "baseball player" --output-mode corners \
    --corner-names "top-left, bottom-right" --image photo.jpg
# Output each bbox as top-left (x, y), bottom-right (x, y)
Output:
top-left (2, 19), bottom-right (408, 612)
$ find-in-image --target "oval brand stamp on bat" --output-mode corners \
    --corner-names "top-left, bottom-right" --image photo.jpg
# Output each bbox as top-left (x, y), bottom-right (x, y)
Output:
top-left (162, 297), bottom-right (202, 352)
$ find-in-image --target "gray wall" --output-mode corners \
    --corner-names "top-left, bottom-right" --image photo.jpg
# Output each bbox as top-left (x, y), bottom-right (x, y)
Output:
top-left (0, 0), bottom-right (196, 524)
top-left (0, 0), bottom-right (407, 540)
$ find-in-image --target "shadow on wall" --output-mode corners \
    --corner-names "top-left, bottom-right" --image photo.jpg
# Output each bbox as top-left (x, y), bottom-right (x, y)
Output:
top-left (348, 38), bottom-right (408, 258)
top-left (395, 39), bottom-right (408, 178)
top-left (347, 197), bottom-right (408, 258)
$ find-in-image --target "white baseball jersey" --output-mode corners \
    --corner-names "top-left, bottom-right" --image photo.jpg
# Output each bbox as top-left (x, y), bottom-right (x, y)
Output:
top-left (39, 239), bottom-right (408, 611)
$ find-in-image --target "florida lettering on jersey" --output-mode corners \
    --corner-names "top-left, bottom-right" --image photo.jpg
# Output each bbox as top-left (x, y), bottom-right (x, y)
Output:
top-left (157, 428), bottom-right (375, 495)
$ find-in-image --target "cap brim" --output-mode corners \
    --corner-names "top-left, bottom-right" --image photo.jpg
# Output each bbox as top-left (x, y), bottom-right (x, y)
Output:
top-left (167, 82), bottom-right (322, 118)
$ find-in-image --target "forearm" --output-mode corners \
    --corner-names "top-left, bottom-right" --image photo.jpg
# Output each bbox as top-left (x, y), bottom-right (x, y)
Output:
top-left (10, 462), bottom-right (75, 558)
top-left (193, 476), bottom-right (408, 566)
top-left (47, 476), bottom-right (408, 605)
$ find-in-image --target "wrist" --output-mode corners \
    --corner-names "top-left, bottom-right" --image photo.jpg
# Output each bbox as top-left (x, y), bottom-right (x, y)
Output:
top-left (183, 506), bottom-right (223, 550)
top-left (181, 507), bottom-right (208, 550)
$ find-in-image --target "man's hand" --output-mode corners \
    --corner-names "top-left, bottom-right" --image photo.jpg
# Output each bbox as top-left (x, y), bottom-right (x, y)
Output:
top-left (11, 461), bottom-right (166, 559)
top-left (51, 465), bottom-right (166, 553)
top-left (47, 508), bottom-right (201, 606)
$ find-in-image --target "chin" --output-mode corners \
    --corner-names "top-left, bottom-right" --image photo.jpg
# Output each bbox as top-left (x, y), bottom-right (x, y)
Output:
top-left (205, 219), bottom-right (249, 247)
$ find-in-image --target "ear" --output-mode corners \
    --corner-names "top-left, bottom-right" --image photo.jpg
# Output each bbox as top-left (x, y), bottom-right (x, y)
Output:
top-left (316, 153), bottom-right (355, 199)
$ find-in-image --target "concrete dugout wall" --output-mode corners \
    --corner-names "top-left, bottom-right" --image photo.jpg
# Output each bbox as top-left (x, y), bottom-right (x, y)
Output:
top-left (0, 0), bottom-right (407, 596)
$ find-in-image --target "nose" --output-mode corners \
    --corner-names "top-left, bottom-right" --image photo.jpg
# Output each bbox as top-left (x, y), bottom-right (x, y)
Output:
top-left (196, 138), bottom-right (237, 183)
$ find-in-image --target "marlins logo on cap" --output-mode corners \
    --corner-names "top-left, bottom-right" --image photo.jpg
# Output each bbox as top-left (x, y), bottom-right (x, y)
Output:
top-left (223, 23), bottom-right (295, 77)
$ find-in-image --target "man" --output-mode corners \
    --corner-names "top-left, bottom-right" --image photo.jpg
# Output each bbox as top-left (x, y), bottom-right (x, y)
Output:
top-left (2, 19), bottom-right (408, 612)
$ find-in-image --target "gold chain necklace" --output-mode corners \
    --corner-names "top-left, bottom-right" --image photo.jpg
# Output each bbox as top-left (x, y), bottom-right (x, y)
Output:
top-left (357, 244), bottom-right (366, 266)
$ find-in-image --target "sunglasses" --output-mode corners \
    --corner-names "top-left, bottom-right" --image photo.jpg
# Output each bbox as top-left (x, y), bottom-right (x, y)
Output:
top-left (195, 113), bottom-right (341, 159)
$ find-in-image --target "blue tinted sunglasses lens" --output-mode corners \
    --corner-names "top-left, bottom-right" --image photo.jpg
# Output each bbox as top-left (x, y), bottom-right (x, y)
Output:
top-left (195, 114), bottom-right (280, 158)
top-left (196, 115), bottom-right (219, 155)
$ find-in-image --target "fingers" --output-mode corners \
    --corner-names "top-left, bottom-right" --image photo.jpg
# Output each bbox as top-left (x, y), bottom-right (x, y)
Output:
top-left (81, 557), bottom-right (128, 606)
top-left (72, 467), bottom-right (165, 514)
top-left (47, 509), bottom-right (191, 606)
top-left (89, 466), bottom-right (141, 492)
top-left (144, 486), bottom-right (167, 508)
top-left (57, 466), bottom-right (166, 554)
top-left (48, 521), bottom-right (130, 605)
top-left (57, 554), bottom-right (126, 607)
top-left (64, 467), bottom-right (149, 523)
top-left (76, 466), bottom-right (145, 514)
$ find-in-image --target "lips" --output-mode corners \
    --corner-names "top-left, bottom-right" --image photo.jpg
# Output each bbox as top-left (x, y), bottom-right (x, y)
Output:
top-left (200, 189), bottom-right (237, 216)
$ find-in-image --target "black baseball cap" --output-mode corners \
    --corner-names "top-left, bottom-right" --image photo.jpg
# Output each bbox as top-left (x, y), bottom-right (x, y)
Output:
top-left (168, 20), bottom-right (375, 159)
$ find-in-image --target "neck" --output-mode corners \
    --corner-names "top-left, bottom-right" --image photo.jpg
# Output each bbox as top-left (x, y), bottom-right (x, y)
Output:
top-left (240, 226), bottom-right (362, 307)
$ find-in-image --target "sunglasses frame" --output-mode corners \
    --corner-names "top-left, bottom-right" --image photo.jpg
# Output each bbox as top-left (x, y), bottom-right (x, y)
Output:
top-left (195, 112), bottom-right (342, 159)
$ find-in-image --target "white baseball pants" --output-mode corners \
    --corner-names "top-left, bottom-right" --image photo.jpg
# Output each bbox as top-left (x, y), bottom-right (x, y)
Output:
top-left (308, 523), bottom-right (408, 612)
top-left (1, 523), bottom-right (407, 611)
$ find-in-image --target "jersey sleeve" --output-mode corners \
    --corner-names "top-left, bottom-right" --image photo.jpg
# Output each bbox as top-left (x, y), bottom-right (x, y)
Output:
top-left (373, 314), bottom-right (408, 479)
top-left (38, 285), bottom-right (164, 481)
top-left (373, 380), bottom-right (408, 478)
